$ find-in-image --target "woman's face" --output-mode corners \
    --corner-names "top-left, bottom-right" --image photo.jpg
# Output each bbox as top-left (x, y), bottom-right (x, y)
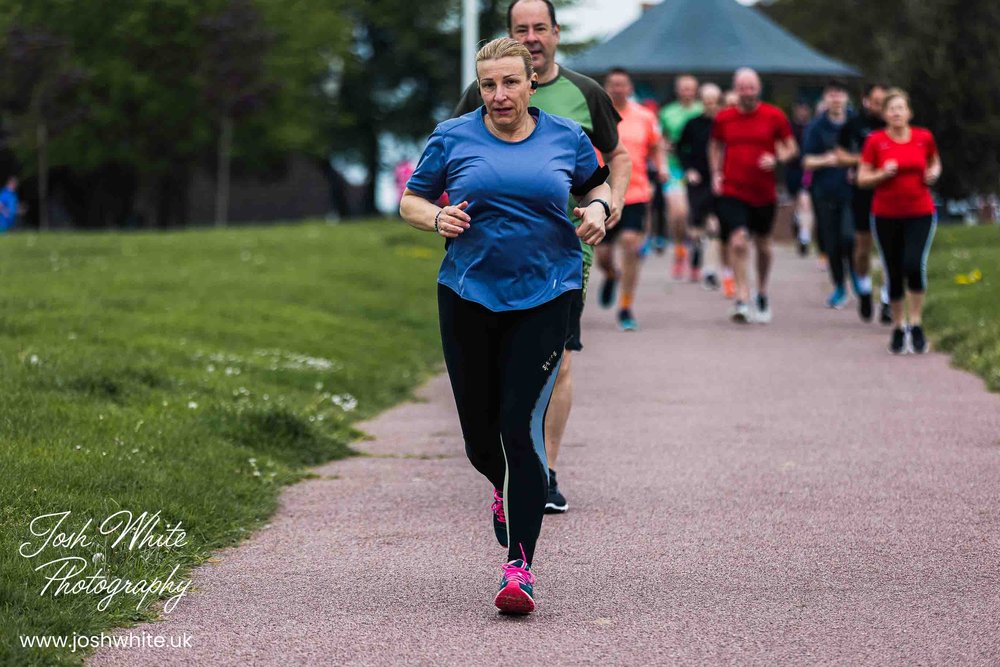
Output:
top-left (477, 56), bottom-right (536, 131)
top-left (884, 96), bottom-right (912, 129)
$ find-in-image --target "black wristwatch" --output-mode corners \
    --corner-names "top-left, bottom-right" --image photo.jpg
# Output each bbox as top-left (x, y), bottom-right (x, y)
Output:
top-left (587, 198), bottom-right (611, 220)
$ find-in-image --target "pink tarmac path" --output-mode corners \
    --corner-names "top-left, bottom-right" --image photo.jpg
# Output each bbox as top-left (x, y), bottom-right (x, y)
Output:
top-left (90, 247), bottom-right (1000, 666)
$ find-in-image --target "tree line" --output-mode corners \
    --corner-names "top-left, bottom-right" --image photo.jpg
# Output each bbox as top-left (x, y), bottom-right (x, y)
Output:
top-left (0, 0), bottom-right (581, 228)
top-left (9, 0), bottom-right (988, 228)
top-left (0, 0), bottom-right (353, 228)
top-left (763, 0), bottom-right (1000, 200)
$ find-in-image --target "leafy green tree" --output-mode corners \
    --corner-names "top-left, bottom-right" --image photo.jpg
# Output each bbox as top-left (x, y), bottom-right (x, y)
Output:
top-left (200, 0), bottom-right (273, 227)
top-left (0, 0), bottom-right (349, 228)
top-left (764, 0), bottom-right (1000, 198)
top-left (0, 24), bottom-right (87, 230)
top-left (331, 0), bottom-right (582, 214)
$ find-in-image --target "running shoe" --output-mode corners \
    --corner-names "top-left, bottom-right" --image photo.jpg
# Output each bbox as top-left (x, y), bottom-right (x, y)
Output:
top-left (703, 272), bottom-right (720, 291)
top-left (909, 325), bottom-right (929, 354)
top-left (618, 309), bottom-right (638, 331)
top-left (494, 553), bottom-right (536, 614)
top-left (826, 286), bottom-right (848, 310)
top-left (689, 267), bottom-right (701, 283)
top-left (755, 294), bottom-right (772, 324)
top-left (598, 277), bottom-right (617, 309)
top-left (491, 488), bottom-right (507, 548)
top-left (851, 273), bottom-right (863, 297)
top-left (730, 300), bottom-right (750, 323)
top-left (879, 302), bottom-right (892, 325)
top-left (653, 235), bottom-right (667, 255)
top-left (798, 239), bottom-right (809, 257)
top-left (544, 468), bottom-right (568, 513)
top-left (858, 293), bottom-right (874, 322)
top-left (637, 238), bottom-right (651, 259)
top-left (722, 275), bottom-right (736, 299)
top-left (889, 327), bottom-right (907, 355)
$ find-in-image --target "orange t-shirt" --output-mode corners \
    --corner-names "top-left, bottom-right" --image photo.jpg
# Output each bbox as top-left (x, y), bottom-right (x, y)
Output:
top-left (617, 101), bottom-right (662, 205)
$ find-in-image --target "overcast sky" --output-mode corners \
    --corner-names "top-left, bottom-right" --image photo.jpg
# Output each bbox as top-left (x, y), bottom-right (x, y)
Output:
top-left (560, 0), bottom-right (757, 41)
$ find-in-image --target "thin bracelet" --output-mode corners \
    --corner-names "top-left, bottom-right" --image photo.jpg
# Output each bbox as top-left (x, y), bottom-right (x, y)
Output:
top-left (434, 209), bottom-right (443, 233)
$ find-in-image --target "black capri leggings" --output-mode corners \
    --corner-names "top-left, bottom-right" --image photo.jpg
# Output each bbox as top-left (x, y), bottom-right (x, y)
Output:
top-left (873, 215), bottom-right (936, 301)
top-left (438, 284), bottom-right (575, 564)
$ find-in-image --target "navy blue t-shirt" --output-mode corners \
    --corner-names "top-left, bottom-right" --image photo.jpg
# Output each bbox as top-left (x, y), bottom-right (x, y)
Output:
top-left (407, 107), bottom-right (600, 312)
top-left (803, 112), bottom-right (852, 201)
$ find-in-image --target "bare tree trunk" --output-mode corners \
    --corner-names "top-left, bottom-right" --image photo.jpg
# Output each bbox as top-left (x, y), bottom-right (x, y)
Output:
top-left (37, 122), bottom-right (49, 231)
top-left (215, 115), bottom-right (233, 227)
top-left (363, 124), bottom-right (379, 216)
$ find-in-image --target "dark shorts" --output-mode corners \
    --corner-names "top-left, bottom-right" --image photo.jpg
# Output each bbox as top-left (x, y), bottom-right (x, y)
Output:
top-left (687, 182), bottom-right (715, 228)
top-left (604, 202), bottom-right (646, 243)
top-left (852, 191), bottom-right (875, 233)
top-left (715, 196), bottom-right (776, 243)
top-left (565, 262), bottom-right (591, 352)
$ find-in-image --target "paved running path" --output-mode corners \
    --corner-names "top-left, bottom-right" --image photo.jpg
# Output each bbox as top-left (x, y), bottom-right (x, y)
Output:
top-left (91, 247), bottom-right (1000, 666)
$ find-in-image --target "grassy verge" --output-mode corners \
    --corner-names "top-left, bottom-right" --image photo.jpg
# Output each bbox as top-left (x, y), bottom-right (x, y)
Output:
top-left (924, 224), bottom-right (999, 391)
top-left (0, 219), bottom-right (444, 665)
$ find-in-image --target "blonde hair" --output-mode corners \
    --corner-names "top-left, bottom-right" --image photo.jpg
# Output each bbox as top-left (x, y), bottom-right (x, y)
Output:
top-left (883, 87), bottom-right (911, 110)
top-left (476, 37), bottom-right (534, 79)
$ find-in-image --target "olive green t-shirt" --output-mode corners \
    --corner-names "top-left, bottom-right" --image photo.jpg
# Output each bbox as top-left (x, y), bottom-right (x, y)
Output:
top-left (660, 101), bottom-right (704, 173)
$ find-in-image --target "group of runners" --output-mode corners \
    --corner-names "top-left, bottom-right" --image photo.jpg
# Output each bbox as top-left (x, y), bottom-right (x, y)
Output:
top-left (400, 0), bottom-right (942, 615)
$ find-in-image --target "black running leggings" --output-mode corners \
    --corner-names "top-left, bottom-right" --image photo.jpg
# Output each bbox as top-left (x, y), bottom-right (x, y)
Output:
top-left (873, 215), bottom-right (936, 301)
top-left (814, 197), bottom-right (855, 289)
top-left (438, 284), bottom-right (574, 564)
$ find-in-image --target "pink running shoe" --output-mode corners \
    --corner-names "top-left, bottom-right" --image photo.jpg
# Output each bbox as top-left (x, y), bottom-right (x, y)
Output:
top-left (491, 488), bottom-right (507, 547)
top-left (494, 545), bottom-right (536, 614)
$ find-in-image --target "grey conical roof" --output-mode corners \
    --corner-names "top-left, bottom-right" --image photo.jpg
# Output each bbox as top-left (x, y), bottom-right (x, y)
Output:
top-left (569, 0), bottom-right (860, 77)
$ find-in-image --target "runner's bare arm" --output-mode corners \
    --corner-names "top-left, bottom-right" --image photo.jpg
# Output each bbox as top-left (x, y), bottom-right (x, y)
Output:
top-left (653, 137), bottom-right (669, 183)
top-left (776, 136), bottom-right (798, 164)
top-left (803, 151), bottom-right (837, 170)
top-left (600, 141), bottom-right (631, 229)
top-left (573, 182), bottom-right (612, 246)
top-left (399, 188), bottom-right (471, 239)
top-left (924, 153), bottom-right (942, 185)
top-left (835, 147), bottom-right (860, 167)
top-left (709, 138), bottom-right (724, 195)
top-left (856, 161), bottom-right (892, 189)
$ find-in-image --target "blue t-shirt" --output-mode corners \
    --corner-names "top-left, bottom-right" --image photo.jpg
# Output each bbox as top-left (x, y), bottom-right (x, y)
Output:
top-left (407, 107), bottom-right (600, 312)
top-left (0, 188), bottom-right (17, 231)
top-left (803, 112), bottom-right (852, 201)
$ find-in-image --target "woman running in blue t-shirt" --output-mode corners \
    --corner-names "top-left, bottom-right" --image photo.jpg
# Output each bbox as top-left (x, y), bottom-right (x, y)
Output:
top-left (400, 37), bottom-right (610, 615)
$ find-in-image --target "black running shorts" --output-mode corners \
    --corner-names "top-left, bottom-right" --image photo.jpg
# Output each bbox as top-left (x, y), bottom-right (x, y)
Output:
top-left (715, 196), bottom-right (776, 243)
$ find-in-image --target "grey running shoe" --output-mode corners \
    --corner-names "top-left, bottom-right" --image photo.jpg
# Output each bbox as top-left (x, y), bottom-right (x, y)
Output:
top-left (730, 300), bottom-right (750, 323)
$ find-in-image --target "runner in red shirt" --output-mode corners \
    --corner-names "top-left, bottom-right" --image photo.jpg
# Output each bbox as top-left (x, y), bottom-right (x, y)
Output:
top-left (709, 68), bottom-right (798, 323)
top-left (597, 68), bottom-right (667, 331)
top-left (858, 88), bottom-right (942, 355)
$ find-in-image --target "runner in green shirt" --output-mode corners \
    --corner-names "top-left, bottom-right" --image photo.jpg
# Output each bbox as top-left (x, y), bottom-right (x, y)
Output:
top-left (659, 75), bottom-right (703, 279)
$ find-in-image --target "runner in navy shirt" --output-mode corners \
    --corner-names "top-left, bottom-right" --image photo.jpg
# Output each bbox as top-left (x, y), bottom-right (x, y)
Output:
top-left (400, 38), bottom-right (610, 615)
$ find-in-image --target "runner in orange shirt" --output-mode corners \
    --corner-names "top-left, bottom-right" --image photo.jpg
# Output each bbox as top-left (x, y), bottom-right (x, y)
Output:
top-left (596, 67), bottom-right (668, 330)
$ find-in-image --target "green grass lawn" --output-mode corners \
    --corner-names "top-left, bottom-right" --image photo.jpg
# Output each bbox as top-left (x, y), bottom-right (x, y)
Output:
top-left (924, 224), bottom-right (1000, 391)
top-left (0, 219), bottom-right (444, 666)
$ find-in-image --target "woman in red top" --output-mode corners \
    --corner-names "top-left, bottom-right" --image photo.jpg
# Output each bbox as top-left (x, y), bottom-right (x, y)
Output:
top-left (858, 89), bottom-right (942, 355)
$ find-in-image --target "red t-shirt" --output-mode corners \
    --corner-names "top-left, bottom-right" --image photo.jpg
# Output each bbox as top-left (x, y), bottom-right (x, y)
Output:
top-left (860, 127), bottom-right (938, 218)
top-left (711, 103), bottom-right (792, 206)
